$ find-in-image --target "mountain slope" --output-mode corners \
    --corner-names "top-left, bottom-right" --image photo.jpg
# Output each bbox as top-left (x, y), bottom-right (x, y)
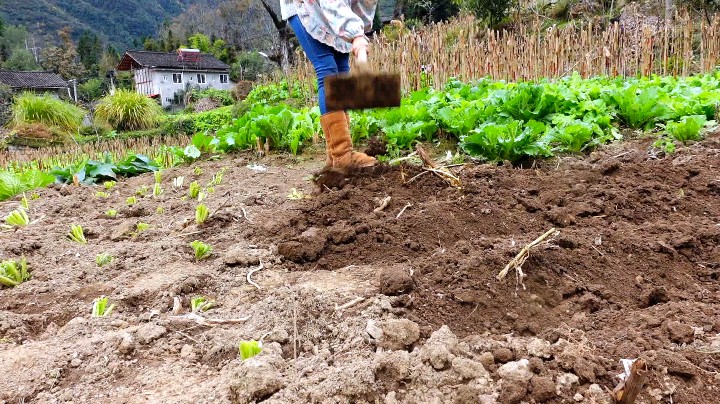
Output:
top-left (0, 0), bottom-right (217, 48)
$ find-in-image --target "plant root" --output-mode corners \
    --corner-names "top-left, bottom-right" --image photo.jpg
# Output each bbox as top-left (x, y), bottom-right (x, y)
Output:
top-left (247, 260), bottom-right (264, 290)
top-left (497, 228), bottom-right (560, 291)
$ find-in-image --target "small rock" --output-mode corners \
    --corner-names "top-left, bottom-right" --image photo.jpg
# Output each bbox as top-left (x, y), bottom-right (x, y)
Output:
top-left (497, 359), bottom-right (533, 383)
top-left (528, 357), bottom-right (545, 374)
top-left (666, 320), bottom-right (695, 344)
top-left (422, 325), bottom-right (459, 369)
top-left (477, 395), bottom-right (497, 404)
top-left (384, 391), bottom-right (399, 404)
top-left (373, 350), bottom-right (410, 381)
top-left (378, 265), bottom-right (413, 296)
top-left (366, 320), bottom-right (384, 340)
top-left (377, 319), bottom-right (420, 350)
top-left (110, 220), bottom-right (136, 241)
top-left (587, 384), bottom-right (605, 400)
top-left (530, 376), bottom-right (557, 402)
top-left (117, 333), bottom-right (135, 354)
top-left (493, 347), bottom-right (515, 363)
top-left (556, 373), bottom-right (580, 392)
top-left (478, 352), bottom-right (495, 369)
top-left (180, 344), bottom-right (196, 360)
top-left (527, 338), bottom-right (552, 359)
top-left (70, 358), bottom-right (82, 368)
top-left (229, 361), bottom-right (286, 402)
top-left (135, 323), bottom-right (167, 345)
top-left (223, 248), bottom-right (261, 267)
top-left (574, 393), bottom-right (584, 402)
top-left (499, 381), bottom-right (527, 404)
top-left (452, 357), bottom-right (489, 380)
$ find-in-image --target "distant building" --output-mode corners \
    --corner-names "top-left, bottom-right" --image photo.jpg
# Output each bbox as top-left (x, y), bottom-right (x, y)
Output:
top-left (116, 49), bottom-right (233, 108)
top-left (0, 70), bottom-right (70, 97)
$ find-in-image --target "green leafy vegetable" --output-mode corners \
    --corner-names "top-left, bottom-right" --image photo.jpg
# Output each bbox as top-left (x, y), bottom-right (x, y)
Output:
top-left (239, 340), bottom-right (263, 360)
top-left (0, 257), bottom-right (30, 287)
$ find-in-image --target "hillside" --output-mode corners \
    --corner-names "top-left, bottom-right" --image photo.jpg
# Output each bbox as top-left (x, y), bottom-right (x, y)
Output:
top-left (0, 0), bottom-right (219, 48)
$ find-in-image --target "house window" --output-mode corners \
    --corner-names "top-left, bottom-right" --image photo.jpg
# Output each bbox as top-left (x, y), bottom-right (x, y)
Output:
top-left (173, 73), bottom-right (182, 84)
top-left (220, 74), bottom-right (228, 84)
top-left (196, 74), bottom-right (206, 84)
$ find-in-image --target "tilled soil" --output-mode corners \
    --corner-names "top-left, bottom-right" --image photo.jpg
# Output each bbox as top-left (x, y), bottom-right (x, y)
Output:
top-left (1, 135), bottom-right (719, 403)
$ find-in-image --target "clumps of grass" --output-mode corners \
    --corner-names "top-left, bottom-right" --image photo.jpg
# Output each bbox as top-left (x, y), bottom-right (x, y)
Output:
top-left (68, 225), bottom-right (87, 244)
top-left (191, 296), bottom-right (216, 313)
top-left (95, 191), bottom-right (110, 198)
top-left (190, 240), bottom-right (212, 261)
top-left (96, 253), bottom-right (113, 267)
top-left (11, 92), bottom-right (85, 134)
top-left (105, 209), bottom-right (118, 218)
top-left (0, 257), bottom-right (29, 287)
top-left (195, 204), bottom-right (209, 225)
top-left (3, 208), bottom-right (29, 229)
top-left (188, 181), bottom-right (200, 199)
top-left (91, 296), bottom-right (115, 317)
top-left (94, 89), bottom-right (163, 131)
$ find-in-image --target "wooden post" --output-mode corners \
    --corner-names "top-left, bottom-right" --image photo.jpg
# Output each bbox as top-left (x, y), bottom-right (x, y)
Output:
top-left (612, 359), bottom-right (649, 404)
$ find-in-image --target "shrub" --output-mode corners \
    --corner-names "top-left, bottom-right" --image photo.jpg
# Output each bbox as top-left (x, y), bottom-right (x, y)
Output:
top-left (187, 88), bottom-right (234, 106)
top-left (11, 92), bottom-right (85, 134)
top-left (94, 89), bottom-right (164, 131)
top-left (78, 78), bottom-right (105, 102)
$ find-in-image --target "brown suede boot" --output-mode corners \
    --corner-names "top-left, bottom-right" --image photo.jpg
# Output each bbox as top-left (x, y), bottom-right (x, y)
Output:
top-left (321, 111), bottom-right (376, 170)
top-left (323, 112), bottom-right (351, 169)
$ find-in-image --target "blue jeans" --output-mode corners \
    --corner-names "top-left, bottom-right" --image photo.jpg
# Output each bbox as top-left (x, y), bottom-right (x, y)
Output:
top-left (288, 15), bottom-right (350, 114)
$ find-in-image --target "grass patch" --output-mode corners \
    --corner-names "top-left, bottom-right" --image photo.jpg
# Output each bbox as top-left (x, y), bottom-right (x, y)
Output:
top-left (11, 92), bottom-right (85, 134)
top-left (94, 89), bottom-right (164, 131)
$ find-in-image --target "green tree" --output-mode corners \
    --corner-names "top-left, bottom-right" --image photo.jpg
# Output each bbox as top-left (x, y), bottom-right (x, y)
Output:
top-left (679, 0), bottom-right (720, 23)
top-left (40, 27), bottom-right (85, 80)
top-left (453, 0), bottom-right (516, 26)
top-left (397, 0), bottom-right (460, 23)
top-left (0, 17), bottom-right (5, 36)
top-left (2, 49), bottom-right (40, 70)
top-left (77, 30), bottom-right (102, 75)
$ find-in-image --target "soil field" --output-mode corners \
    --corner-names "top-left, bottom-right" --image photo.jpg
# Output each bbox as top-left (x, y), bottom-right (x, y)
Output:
top-left (1, 134), bottom-right (719, 403)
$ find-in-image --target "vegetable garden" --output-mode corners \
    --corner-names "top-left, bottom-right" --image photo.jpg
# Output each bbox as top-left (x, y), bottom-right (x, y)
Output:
top-left (1, 17), bottom-right (720, 404)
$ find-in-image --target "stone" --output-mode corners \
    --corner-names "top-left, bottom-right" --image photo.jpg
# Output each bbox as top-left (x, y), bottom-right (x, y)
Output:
top-left (530, 376), bottom-right (556, 402)
top-left (378, 265), bottom-right (413, 296)
top-left (527, 338), bottom-right (552, 359)
top-left (666, 321), bottom-right (695, 344)
top-left (587, 384), bottom-right (606, 400)
top-left (110, 220), bottom-right (136, 241)
top-left (117, 333), bottom-right (135, 354)
top-left (499, 381), bottom-right (527, 404)
top-left (493, 347), bottom-right (515, 363)
top-left (366, 320), bottom-right (384, 340)
top-left (70, 358), bottom-right (82, 368)
top-left (452, 357), bottom-right (489, 380)
top-left (373, 350), bottom-right (411, 381)
top-left (135, 324), bottom-right (167, 345)
top-left (497, 359), bottom-right (533, 383)
top-left (377, 319), bottom-right (420, 350)
top-left (556, 373), bottom-right (580, 392)
top-left (574, 393), bottom-right (585, 402)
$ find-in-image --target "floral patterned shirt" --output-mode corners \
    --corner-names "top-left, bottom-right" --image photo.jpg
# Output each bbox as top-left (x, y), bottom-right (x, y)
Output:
top-left (280, 0), bottom-right (378, 53)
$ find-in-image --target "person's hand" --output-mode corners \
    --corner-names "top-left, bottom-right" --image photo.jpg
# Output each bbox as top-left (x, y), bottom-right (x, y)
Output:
top-left (352, 36), bottom-right (369, 60)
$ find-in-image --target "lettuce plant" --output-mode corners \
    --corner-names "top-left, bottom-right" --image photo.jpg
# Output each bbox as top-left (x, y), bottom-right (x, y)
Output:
top-left (190, 240), bottom-right (212, 261)
top-left (4, 208), bottom-right (29, 228)
top-left (0, 257), bottom-right (29, 287)
top-left (96, 253), bottom-right (113, 267)
top-left (68, 225), bottom-right (87, 244)
top-left (195, 204), bottom-right (209, 225)
top-left (92, 296), bottom-right (115, 317)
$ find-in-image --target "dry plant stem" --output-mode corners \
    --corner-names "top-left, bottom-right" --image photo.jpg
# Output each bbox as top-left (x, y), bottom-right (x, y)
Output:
top-left (497, 228), bottom-right (559, 281)
top-left (293, 300), bottom-right (298, 360)
top-left (334, 296), bottom-right (365, 311)
top-left (415, 144), bottom-right (462, 187)
top-left (374, 196), bottom-right (392, 212)
top-left (396, 203), bottom-right (413, 219)
top-left (405, 170), bottom-right (430, 184)
top-left (167, 312), bottom-right (251, 326)
top-left (247, 260), bottom-right (264, 290)
top-left (613, 359), bottom-right (650, 404)
top-left (240, 207), bottom-right (253, 223)
top-left (210, 198), bottom-right (230, 217)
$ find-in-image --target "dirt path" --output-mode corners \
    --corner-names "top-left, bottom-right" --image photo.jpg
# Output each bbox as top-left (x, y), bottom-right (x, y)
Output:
top-left (1, 135), bottom-right (719, 403)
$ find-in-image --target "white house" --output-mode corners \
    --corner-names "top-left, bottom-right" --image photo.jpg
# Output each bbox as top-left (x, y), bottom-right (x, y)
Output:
top-left (116, 49), bottom-right (233, 107)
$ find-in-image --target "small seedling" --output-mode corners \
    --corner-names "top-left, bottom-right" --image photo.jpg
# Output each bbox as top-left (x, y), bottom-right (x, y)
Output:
top-left (0, 257), bottom-right (29, 287)
top-left (173, 176), bottom-right (185, 188)
top-left (195, 204), bottom-right (209, 225)
top-left (136, 186), bottom-right (149, 196)
top-left (188, 181), bottom-right (200, 199)
top-left (206, 186), bottom-right (216, 194)
top-left (126, 196), bottom-right (137, 206)
top-left (288, 188), bottom-right (309, 200)
top-left (197, 191), bottom-right (207, 202)
top-left (239, 340), bottom-right (263, 360)
top-left (104, 181), bottom-right (117, 190)
top-left (190, 240), bottom-right (212, 261)
top-left (105, 209), bottom-right (118, 218)
top-left (135, 222), bottom-right (149, 233)
top-left (193, 167), bottom-right (203, 176)
top-left (96, 253), bottom-right (113, 267)
top-left (156, 206), bottom-right (165, 214)
top-left (4, 208), bottom-right (29, 228)
top-left (154, 170), bottom-right (162, 184)
top-left (68, 225), bottom-right (87, 244)
top-left (191, 296), bottom-right (216, 313)
top-left (91, 296), bottom-right (115, 317)
top-left (20, 194), bottom-right (29, 210)
top-left (208, 168), bottom-right (227, 186)
top-left (153, 183), bottom-right (163, 197)
top-left (95, 191), bottom-right (110, 198)
top-left (30, 192), bottom-right (40, 200)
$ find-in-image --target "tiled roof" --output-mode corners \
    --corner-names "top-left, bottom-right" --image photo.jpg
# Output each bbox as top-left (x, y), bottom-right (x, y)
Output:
top-left (117, 50), bottom-right (230, 72)
top-left (0, 70), bottom-right (68, 89)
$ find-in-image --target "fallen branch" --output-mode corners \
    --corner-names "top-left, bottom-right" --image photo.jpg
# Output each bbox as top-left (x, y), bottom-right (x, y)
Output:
top-left (396, 203), bottom-right (413, 219)
top-left (247, 260), bottom-right (264, 290)
top-left (497, 228), bottom-right (559, 282)
top-left (334, 296), bottom-right (365, 311)
top-left (374, 196), bottom-right (392, 213)
top-left (612, 359), bottom-right (649, 404)
top-left (416, 144), bottom-right (462, 187)
top-left (167, 312), bottom-right (251, 326)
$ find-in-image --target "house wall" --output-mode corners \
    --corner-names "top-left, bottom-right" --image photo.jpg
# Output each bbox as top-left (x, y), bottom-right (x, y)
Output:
top-left (143, 70), bottom-right (233, 107)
